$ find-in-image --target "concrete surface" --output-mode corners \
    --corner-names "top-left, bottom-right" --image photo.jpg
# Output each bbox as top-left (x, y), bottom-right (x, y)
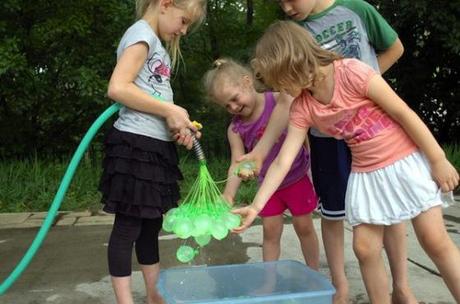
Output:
top-left (0, 199), bottom-right (459, 304)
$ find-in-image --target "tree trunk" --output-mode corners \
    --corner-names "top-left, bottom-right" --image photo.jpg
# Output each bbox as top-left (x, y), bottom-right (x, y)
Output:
top-left (247, 0), bottom-right (253, 26)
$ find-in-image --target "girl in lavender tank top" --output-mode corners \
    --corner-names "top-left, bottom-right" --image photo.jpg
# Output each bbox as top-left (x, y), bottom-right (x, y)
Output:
top-left (203, 58), bottom-right (319, 270)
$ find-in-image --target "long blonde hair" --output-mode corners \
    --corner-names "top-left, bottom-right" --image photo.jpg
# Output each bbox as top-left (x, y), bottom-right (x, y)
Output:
top-left (135, 0), bottom-right (207, 68)
top-left (203, 58), bottom-right (254, 103)
top-left (251, 20), bottom-right (341, 91)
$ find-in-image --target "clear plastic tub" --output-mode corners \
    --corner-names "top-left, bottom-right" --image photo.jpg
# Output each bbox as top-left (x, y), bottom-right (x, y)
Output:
top-left (158, 260), bottom-right (335, 303)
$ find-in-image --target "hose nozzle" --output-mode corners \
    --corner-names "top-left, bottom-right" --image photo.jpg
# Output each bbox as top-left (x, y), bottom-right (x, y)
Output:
top-left (191, 121), bottom-right (205, 163)
top-left (192, 137), bottom-right (206, 162)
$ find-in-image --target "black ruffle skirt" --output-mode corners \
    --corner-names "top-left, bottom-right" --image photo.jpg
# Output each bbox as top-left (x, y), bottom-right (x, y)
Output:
top-left (99, 127), bottom-right (183, 219)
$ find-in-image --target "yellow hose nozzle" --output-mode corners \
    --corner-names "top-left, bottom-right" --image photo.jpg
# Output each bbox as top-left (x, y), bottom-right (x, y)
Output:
top-left (192, 121), bottom-right (203, 130)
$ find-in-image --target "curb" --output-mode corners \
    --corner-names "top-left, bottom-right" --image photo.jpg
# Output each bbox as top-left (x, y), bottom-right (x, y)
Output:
top-left (0, 210), bottom-right (114, 229)
top-left (0, 195), bottom-right (458, 230)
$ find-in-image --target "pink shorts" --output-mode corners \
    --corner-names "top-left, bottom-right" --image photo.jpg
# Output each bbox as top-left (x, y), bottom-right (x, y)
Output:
top-left (259, 175), bottom-right (318, 217)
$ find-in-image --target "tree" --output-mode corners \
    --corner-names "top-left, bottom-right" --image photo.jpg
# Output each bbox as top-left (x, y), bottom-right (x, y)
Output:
top-left (1, 0), bottom-right (458, 159)
top-left (0, 0), bottom-right (133, 158)
top-left (370, 0), bottom-right (460, 143)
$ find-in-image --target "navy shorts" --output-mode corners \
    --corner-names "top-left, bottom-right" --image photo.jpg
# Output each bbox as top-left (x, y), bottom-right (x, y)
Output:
top-left (309, 134), bottom-right (351, 220)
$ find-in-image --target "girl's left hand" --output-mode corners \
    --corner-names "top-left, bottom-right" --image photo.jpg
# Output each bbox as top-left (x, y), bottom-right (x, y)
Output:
top-left (431, 158), bottom-right (460, 192)
top-left (174, 129), bottom-right (201, 150)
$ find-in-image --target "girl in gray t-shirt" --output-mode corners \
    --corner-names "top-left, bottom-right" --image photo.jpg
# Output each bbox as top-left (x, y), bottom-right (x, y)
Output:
top-left (99, 0), bottom-right (206, 303)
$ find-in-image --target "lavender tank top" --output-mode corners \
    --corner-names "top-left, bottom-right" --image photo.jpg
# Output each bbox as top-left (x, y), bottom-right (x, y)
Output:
top-left (231, 92), bottom-right (310, 189)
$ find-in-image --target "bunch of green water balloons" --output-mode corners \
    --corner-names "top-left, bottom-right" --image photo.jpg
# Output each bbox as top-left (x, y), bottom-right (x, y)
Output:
top-left (162, 161), bottom-right (241, 263)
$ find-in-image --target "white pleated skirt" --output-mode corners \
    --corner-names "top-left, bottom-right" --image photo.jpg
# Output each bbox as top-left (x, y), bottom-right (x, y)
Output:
top-left (345, 151), bottom-right (452, 226)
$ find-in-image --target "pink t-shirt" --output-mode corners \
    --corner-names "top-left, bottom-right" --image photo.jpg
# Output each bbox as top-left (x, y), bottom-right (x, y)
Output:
top-left (290, 58), bottom-right (417, 172)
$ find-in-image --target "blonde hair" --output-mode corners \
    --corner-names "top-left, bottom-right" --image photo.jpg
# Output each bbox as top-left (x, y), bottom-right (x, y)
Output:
top-left (251, 20), bottom-right (341, 91)
top-left (203, 58), bottom-right (255, 103)
top-left (135, 0), bottom-right (207, 68)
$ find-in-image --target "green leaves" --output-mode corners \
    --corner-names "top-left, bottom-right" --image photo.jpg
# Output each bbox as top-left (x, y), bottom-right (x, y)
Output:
top-left (0, 0), bottom-right (132, 158)
top-left (0, 38), bottom-right (26, 76)
top-left (1, 0), bottom-right (458, 159)
top-left (370, 0), bottom-right (460, 143)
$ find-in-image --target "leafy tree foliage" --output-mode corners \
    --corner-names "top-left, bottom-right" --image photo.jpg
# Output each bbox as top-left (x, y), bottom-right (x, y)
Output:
top-left (0, 0), bottom-right (458, 160)
top-left (370, 0), bottom-right (460, 142)
top-left (0, 0), bottom-right (133, 158)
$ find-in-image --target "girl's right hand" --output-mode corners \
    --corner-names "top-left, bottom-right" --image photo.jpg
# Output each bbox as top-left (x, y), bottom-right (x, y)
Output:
top-left (431, 158), bottom-right (459, 192)
top-left (165, 104), bottom-right (195, 134)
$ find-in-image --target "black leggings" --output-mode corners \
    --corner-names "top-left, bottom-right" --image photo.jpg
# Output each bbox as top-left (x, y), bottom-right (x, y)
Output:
top-left (108, 213), bottom-right (163, 277)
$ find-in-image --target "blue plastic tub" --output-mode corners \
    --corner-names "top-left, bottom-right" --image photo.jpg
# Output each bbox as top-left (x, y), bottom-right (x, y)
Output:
top-left (158, 260), bottom-right (335, 303)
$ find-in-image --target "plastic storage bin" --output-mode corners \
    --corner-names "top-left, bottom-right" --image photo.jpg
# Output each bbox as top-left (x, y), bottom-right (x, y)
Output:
top-left (158, 260), bottom-right (335, 303)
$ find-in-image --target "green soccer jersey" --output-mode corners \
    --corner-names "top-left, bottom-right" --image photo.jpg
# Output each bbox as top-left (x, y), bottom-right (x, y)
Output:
top-left (301, 0), bottom-right (397, 72)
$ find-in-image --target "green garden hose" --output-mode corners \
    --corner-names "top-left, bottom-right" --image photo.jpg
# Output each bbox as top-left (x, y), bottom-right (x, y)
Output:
top-left (0, 103), bottom-right (122, 295)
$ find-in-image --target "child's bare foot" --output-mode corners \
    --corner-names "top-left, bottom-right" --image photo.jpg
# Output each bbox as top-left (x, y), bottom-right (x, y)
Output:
top-left (333, 285), bottom-right (349, 304)
top-left (391, 287), bottom-right (418, 304)
top-left (147, 291), bottom-right (165, 304)
top-left (333, 291), bottom-right (349, 304)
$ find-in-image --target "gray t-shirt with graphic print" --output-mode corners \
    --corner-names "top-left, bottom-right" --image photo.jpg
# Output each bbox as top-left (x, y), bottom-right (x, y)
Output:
top-left (113, 20), bottom-right (173, 141)
top-left (301, 0), bottom-right (397, 137)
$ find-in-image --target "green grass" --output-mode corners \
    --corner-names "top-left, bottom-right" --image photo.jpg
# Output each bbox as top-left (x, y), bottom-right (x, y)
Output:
top-left (0, 156), bottom-right (103, 213)
top-left (0, 155), bottom-right (257, 213)
top-left (2, 144), bottom-right (458, 213)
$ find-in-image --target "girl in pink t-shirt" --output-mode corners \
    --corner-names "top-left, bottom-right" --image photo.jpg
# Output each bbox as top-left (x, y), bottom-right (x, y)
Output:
top-left (203, 58), bottom-right (319, 270)
top-left (233, 21), bottom-right (460, 302)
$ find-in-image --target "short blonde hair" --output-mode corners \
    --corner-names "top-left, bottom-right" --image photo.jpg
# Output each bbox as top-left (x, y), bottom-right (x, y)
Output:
top-left (136, 0), bottom-right (207, 69)
top-left (203, 58), bottom-right (254, 103)
top-left (251, 20), bottom-right (341, 91)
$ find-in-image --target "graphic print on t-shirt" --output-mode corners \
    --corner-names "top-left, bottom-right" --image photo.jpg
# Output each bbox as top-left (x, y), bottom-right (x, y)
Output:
top-left (309, 20), bottom-right (362, 60)
top-left (146, 52), bottom-right (171, 98)
top-left (326, 105), bottom-right (395, 144)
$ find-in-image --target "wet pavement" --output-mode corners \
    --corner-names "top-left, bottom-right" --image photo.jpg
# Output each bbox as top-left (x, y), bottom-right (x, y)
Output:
top-left (0, 199), bottom-right (459, 304)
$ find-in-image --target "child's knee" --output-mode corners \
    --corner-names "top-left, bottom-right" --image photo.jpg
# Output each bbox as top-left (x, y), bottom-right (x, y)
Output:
top-left (293, 215), bottom-right (314, 233)
top-left (296, 225), bottom-right (316, 239)
top-left (353, 237), bottom-right (382, 261)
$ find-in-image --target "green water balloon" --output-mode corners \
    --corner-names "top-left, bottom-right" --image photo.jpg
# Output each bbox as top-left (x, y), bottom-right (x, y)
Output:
top-left (234, 160), bottom-right (256, 176)
top-left (176, 245), bottom-right (196, 263)
top-left (223, 213), bottom-right (241, 230)
top-left (194, 234), bottom-right (211, 247)
top-left (173, 218), bottom-right (194, 239)
top-left (165, 207), bottom-right (178, 218)
top-left (192, 214), bottom-right (213, 236)
top-left (211, 222), bottom-right (229, 240)
top-left (162, 214), bottom-right (176, 232)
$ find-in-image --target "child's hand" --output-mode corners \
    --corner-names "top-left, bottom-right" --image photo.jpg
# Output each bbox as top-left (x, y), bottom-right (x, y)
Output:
top-left (165, 104), bottom-right (194, 134)
top-left (431, 158), bottom-right (459, 192)
top-left (236, 152), bottom-right (262, 180)
top-left (174, 129), bottom-right (201, 150)
top-left (231, 205), bottom-right (259, 233)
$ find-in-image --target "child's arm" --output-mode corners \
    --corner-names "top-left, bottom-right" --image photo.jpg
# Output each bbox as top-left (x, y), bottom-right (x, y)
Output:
top-left (368, 75), bottom-right (459, 191)
top-left (107, 43), bottom-right (197, 140)
top-left (377, 38), bottom-right (404, 74)
top-left (347, 0), bottom-right (404, 74)
top-left (304, 135), bottom-right (313, 180)
top-left (237, 92), bottom-right (294, 177)
top-left (233, 124), bottom-right (308, 233)
top-left (222, 124), bottom-right (245, 205)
